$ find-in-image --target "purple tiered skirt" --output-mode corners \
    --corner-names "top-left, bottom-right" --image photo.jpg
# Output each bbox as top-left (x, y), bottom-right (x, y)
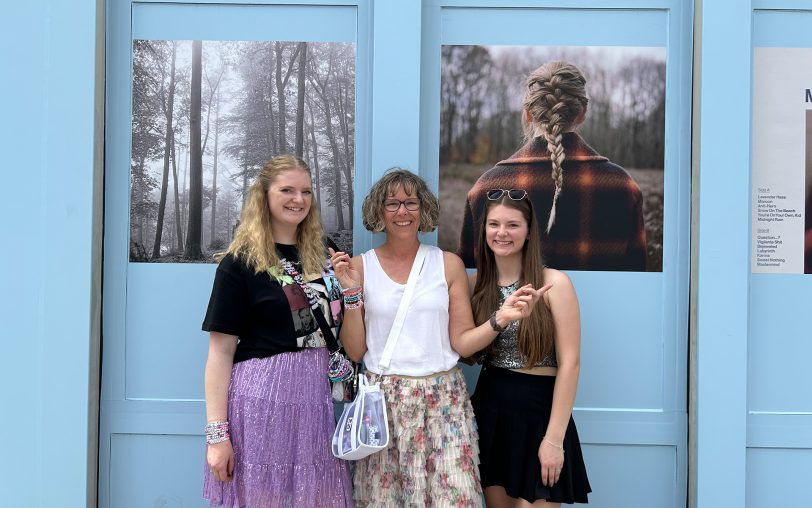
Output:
top-left (203, 348), bottom-right (354, 507)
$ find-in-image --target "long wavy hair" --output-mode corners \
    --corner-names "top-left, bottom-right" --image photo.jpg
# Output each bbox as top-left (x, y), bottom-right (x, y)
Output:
top-left (522, 61), bottom-right (589, 233)
top-left (471, 195), bottom-right (556, 367)
top-left (225, 155), bottom-right (325, 277)
top-left (361, 168), bottom-right (440, 233)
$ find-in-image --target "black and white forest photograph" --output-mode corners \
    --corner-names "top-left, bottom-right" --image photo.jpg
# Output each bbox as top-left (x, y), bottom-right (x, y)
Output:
top-left (129, 39), bottom-right (356, 262)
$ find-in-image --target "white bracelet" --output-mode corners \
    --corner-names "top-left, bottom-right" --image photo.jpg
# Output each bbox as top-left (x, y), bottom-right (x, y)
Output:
top-left (543, 437), bottom-right (564, 452)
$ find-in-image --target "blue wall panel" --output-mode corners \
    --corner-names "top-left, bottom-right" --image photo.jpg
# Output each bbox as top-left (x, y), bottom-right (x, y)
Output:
top-left (2, 0), bottom-right (102, 506)
top-left (582, 444), bottom-right (677, 507)
top-left (746, 448), bottom-right (812, 508)
top-left (101, 1), bottom-right (691, 508)
top-left (420, 3), bottom-right (691, 507)
top-left (100, 2), bottom-right (369, 507)
top-left (745, 7), bottom-right (812, 507)
top-left (124, 264), bottom-right (213, 400)
top-left (110, 434), bottom-right (209, 508)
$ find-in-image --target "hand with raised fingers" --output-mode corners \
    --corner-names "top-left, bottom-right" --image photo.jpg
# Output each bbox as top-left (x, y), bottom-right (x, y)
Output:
top-left (328, 247), bottom-right (360, 290)
top-left (498, 283), bottom-right (552, 322)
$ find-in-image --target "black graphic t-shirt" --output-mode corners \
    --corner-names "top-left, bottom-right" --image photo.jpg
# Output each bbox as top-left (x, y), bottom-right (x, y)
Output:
top-left (202, 243), bottom-right (344, 364)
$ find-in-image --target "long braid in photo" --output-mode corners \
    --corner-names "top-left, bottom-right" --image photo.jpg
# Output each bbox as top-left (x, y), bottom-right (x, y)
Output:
top-left (523, 61), bottom-right (589, 233)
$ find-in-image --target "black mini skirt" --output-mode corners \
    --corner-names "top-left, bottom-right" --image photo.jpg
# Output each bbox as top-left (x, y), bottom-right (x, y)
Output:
top-left (471, 364), bottom-right (591, 504)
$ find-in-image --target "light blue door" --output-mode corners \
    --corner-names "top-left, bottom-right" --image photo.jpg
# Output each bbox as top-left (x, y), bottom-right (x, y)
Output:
top-left (418, 3), bottom-right (692, 507)
top-left (102, 1), bottom-right (692, 507)
top-left (746, 7), bottom-right (812, 507)
top-left (100, 1), bottom-right (369, 506)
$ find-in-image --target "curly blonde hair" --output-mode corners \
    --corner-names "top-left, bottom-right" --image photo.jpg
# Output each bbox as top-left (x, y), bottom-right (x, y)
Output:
top-left (361, 168), bottom-right (440, 233)
top-left (226, 155), bottom-right (325, 276)
top-left (522, 61), bottom-right (589, 233)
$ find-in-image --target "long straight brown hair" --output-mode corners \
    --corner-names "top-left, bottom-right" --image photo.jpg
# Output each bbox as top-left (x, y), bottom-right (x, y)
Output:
top-left (471, 196), bottom-right (556, 367)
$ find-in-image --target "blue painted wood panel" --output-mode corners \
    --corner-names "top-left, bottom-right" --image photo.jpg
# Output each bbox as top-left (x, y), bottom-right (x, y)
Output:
top-left (3, 1), bottom-right (102, 506)
top-left (421, 3), bottom-right (691, 506)
top-left (746, 448), bottom-right (812, 508)
top-left (101, 2), bottom-right (368, 506)
top-left (102, 1), bottom-right (691, 507)
top-left (746, 7), bottom-right (812, 507)
top-left (110, 434), bottom-right (209, 508)
top-left (583, 444), bottom-right (678, 507)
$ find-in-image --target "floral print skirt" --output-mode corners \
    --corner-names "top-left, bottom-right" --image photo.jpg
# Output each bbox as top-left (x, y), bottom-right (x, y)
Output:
top-left (352, 367), bottom-right (483, 507)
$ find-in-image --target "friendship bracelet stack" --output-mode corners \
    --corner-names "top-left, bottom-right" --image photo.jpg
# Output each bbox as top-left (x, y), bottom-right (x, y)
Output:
top-left (328, 350), bottom-right (355, 382)
top-left (342, 285), bottom-right (364, 310)
top-left (205, 420), bottom-right (230, 445)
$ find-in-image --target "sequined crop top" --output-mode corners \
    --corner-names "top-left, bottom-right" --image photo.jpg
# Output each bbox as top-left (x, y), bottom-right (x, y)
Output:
top-left (485, 282), bottom-right (557, 370)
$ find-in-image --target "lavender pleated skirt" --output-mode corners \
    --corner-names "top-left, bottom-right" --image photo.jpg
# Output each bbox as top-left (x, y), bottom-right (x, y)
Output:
top-left (203, 348), bottom-right (354, 507)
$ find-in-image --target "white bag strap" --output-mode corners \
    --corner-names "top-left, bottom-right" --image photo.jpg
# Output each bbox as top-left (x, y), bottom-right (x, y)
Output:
top-left (378, 244), bottom-right (429, 372)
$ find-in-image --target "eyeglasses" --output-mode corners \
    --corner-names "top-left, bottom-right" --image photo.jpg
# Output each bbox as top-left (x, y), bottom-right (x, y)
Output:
top-left (384, 198), bottom-right (421, 212)
top-left (486, 189), bottom-right (528, 201)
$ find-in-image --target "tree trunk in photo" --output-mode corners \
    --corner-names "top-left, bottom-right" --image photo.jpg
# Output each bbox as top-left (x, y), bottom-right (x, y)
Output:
top-left (210, 95), bottom-right (220, 247)
top-left (275, 42), bottom-right (301, 154)
top-left (306, 98), bottom-right (322, 214)
top-left (294, 42), bottom-right (307, 157)
top-left (151, 41), bottom-right (177, 260)
top-left (181, 144), bottom-right (189, 235)
top-left (171, 136), bottom-right (183, 252)
top-left (185, 40), bottom-right (204, 260)
top-left (322, 92), bottom-right (345, 230)
top-left (308, 52), bottom-right (344, 230)
top-left (336, 79), bottom-right (354, 226)
top-left (136, 156), bottom-right (146, 247)
top-left (264, 45), bottom-right (278, 156)
top-left (242, 166), bottom-right (249, 207)
top-left (275, 42), bottom-right (288, 153)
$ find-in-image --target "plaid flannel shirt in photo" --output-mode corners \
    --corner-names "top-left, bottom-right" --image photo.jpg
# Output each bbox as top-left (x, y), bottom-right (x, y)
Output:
top-left (459, 132), bottom-right (648, 271)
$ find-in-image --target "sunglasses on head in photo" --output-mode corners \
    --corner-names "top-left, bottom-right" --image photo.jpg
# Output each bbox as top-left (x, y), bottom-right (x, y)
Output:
top-left (486, 189), bottom-right (528, 201)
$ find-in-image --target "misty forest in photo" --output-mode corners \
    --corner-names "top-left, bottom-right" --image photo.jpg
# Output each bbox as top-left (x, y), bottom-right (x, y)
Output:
top-left (130, 40), bottom-right (356, 262)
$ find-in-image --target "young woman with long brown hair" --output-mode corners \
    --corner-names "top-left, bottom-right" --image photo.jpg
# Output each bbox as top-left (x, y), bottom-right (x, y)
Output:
top-left (470, 189), bottom-right (591, 506)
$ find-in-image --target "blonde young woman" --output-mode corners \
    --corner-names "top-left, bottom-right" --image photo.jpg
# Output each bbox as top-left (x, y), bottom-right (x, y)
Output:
top-left (330, 169), bottom-right (545, 507)
top-left (202, 155), bottom-right (353, 507)
top-left (470, 190), bottom-right (591, 506)
top-left (459, 61), bottom-right (647, 272)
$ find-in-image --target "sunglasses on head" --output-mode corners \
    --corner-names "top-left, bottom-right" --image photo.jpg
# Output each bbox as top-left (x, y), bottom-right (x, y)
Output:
top-left (486, 189), bottom-right (528, 201)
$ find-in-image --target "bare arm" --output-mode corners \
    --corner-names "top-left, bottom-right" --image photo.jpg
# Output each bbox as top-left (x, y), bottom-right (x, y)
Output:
top-left (331, 249), bottom-right (367, 362)
top-left (538, 269), bottom-right (581, 486)
top-left (204, 332), bottom-right (238, 481)
top-left (445, 252), bottom-right (545, 358)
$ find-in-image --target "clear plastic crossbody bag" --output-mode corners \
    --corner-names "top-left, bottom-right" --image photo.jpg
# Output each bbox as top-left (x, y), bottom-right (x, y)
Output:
top-left (331, 244), bottom-right (429, 460)
top-left (332, 373), bottom-right (389, 460)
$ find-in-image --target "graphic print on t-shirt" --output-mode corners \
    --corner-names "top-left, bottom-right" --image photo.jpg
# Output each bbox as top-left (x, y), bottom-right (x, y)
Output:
top-left (281, 283), bottom-right (322, 347)
top-left (321, 270), bottom-right (344, 324)
top-left (273, 260), bottom-right (344, 348)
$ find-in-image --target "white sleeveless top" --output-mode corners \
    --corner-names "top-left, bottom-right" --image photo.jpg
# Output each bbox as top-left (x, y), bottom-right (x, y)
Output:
top-left (361, 245), bottom-right (460, 375)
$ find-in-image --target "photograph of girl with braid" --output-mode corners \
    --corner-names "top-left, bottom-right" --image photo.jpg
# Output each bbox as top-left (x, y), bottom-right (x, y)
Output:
top-left (440, 46), bottom-right (665, 271)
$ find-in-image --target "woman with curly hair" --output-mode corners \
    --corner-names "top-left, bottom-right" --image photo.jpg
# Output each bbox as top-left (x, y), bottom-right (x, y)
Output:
top-left (202, 155), bottom-right (353, 507)
top-left (330, 168), bottom-right (545, 507)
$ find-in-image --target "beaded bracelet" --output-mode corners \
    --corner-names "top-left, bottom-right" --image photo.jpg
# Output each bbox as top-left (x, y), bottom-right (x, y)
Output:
top-left (205, 420), bottom-right (230, 445)
top-left (342, 286), bottom-right (364, 310)
top-left (345, 299), bottom-right (363, 310)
